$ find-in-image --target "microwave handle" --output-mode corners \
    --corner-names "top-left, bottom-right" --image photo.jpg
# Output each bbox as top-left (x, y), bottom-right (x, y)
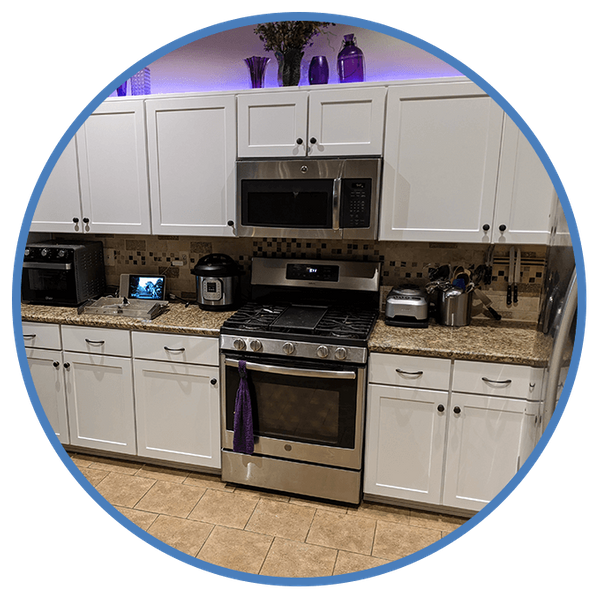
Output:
top-left (332, 177), bottom-right (342, 231)
top-left (224, 358), bottom-right (356, 380)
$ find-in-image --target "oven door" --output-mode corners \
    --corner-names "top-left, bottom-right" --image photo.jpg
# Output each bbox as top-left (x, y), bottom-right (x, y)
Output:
top-left (221, 353), bottom-right (366, 470)
top-left (21, 262), bottom-right (79, 305)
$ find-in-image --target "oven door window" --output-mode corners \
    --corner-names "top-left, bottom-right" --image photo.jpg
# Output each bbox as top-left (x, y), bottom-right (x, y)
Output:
top-left (241, 179), bottom-right (333, 229)
top-left (225, 359), bottom-right (357, 449)
top-left (22, 266), bottom-right (76, 304)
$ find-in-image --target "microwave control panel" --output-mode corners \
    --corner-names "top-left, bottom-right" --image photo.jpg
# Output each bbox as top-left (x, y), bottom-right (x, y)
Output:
top-left (340, 179), bottom-right (372, 229)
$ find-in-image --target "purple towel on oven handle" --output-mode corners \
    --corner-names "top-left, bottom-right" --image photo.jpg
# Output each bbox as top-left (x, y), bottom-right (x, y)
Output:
top-left (233, 360), bottom-right (254, 454)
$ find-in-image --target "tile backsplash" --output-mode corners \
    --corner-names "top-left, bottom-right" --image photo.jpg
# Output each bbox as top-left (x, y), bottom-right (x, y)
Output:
top-left (48, 233), bottom-right (547, 323)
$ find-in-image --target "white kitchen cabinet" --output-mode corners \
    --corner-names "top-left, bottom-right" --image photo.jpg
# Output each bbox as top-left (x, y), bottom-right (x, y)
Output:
top-left (146, 95), bottom-right (237, 236)
top-left (492, 115), bottom-right (556, 244)
top-left (237, 87), bottom-right (386, 157)
top-left (30, 137), bottom-right (84, 233)
top-left (364, 383), bottom-right (448, 504)
top-left (442, 393), bottom-right (538, 511)
top-left (26, 348), bottom-right (70, 444)
top-left (76, 99), bottom-right (151, 234)
top-left (133, 359), bottom-right (220, 468)
top-left (379, 81), bottom-right (505, 242)
top-left (63, 351), bottom-right (136, 454)
top-left (132, 332), bottom-right (220, 468)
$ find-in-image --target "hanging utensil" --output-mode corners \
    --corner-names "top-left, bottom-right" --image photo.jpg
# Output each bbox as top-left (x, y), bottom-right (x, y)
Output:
top-left (513, 248), bottom-right (521, 305)
top-left (484, 245), bottom-right (494, 285)
top-left (507, 246), bottom-right (515, 306)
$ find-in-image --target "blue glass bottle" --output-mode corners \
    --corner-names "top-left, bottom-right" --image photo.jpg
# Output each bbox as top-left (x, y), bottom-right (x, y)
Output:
top-left (337, 34), bottom-right (365, 83)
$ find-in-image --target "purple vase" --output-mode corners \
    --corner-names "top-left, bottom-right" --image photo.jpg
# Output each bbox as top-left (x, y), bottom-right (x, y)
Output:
top-left (116, 81), bottom-right (127, 96)
top-left (309, 56), bottom-right (329, 85)
top-left (244, 56), bottom-right (270, 89)
top-left (337, 34), bottom-right (365, 83)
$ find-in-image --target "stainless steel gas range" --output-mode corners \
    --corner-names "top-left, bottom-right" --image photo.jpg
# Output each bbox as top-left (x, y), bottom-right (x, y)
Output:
top-left (219, 257), bottom-right (380, 505)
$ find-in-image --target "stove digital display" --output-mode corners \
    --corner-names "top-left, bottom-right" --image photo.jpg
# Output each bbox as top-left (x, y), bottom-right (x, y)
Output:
top-left (286, 264), bottom-right (339, 282)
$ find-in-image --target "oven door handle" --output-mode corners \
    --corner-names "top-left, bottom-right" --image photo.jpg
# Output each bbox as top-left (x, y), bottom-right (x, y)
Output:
top-left (224, 358), bottom-right (356, 380)
top-left (23, 262), bottom-right (72, 270)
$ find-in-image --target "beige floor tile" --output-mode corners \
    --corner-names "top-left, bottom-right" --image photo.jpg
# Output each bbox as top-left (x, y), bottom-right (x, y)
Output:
top-left (117, 506), bottom-right (159, 531)
top-left (188, 488), bottom-right (259, 529)
top-left (147, 514), bottom-right (214, 557)
top-left (135, 464), bottom-right (190, 484)
top-left (349, 501), bottom-right (411, 524)
top-left (260, 537), bottom-right (337, 578)
top-left (409, 509), bottom-right (470, 533)
top-left (245, 498), bottom-right (315, 541)
top-left (78, 466), bottom-right (110, 487)
top-left (372, 520), bottom-right (442, 561)
top-left (198, 525), bottom-right (273, 574)
top-left (134, 480), bottom-right (206, 518)
top-left (84, 456), bottom-right (143, 476)
top-left (183, 471), bottom-right (230, 490)
top-left (305, 509), bottom-right (376, 555)
top-left (68, 454), bottom-right (94, 469)
top-left (288, 496), bottom-right (349, 514)
top-left (333, 550), bottom-right (389, 576)
top-left (232, 485), bottom-right (291, 503)
top-left (95, 472), bottom-right (156, 508)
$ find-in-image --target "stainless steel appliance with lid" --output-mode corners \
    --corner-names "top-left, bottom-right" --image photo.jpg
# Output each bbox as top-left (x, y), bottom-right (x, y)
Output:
top-left (22, 239), bottom-right (105, 306)
top-left (220, 257), bottom-right (380, 505)
top-left (385, 286), bottom-right (429, 328)
top-left (236, 157), bottom-right (382, 239)
top-left (191, 254), bottom-right (241, 311)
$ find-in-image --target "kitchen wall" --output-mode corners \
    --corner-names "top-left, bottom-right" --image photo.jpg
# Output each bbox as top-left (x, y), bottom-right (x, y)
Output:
top-left (58, 233), bottom-right (545, 324)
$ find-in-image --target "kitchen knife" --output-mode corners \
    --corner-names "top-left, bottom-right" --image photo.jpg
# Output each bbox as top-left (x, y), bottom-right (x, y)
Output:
top-left (513, 248), bottom-right (521, 305)
top-left (507, 246), bottom-right (515, 306)
top-left (484, 245), bottom-right (494, 285)
top-left (474, 288), bottom-right (502, 320)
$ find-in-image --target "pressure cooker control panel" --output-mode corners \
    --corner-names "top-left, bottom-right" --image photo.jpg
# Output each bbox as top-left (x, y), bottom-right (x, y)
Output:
top-left (202, 278), bottom-right (223, 301)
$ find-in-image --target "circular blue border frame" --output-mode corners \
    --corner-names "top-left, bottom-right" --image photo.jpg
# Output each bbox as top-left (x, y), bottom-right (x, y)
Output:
top-left (12, 11), bottom-right (586, 588)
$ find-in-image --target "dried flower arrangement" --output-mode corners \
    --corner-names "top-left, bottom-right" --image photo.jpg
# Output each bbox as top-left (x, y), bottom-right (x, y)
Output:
top-left (253, 21), bottom-right (335, 86)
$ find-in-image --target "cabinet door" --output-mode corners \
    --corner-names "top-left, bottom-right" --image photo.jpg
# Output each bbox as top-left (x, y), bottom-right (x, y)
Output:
top-left (133, 359), bottom-right (220, 468)
top-left (493, 116), bottom-right (555, 244)
top-left (442, 393), bottom-right (538, 511)
top-left (26, 348), bottom-right (70, 444)
top-left (146, 95), bottom-right (236, 236)
top-left (64, 351), bottom-right (136, 454)
top-left (364, 383), bottom-right (447, 504)
top-left (380, 81), bottom-right (504, 242)
top-left (237, 91), bottom-right (308, 157)
top-left (307, 87), bottom-right (386, 156)
top-left (77, 100), bottom-right (151, 234)
top-left (30, 137), bottom-right (83, 233)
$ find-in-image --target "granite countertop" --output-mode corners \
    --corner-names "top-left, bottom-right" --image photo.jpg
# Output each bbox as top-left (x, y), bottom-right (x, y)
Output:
top-left (369, 317), bottom-right (553, 367)
top-left (21, 304), bottom-right (554, 367)
top-left (21, 303), bottom-right (233, 337)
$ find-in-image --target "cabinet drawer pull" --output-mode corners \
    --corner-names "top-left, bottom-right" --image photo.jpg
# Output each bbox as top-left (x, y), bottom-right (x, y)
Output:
top-left (396, 368), bottom-right (424, 377)
top-left (482, 377), bottom-right (512, 385)
top-left (23, 334), bottom-right (37, 339)
top-left (164, 346), bottom-right (185, 353)
top-left (85, 338), bottom-right (105, 345)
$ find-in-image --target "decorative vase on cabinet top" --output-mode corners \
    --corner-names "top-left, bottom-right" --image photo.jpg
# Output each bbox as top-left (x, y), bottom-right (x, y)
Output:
top-left (337, 34), bottom-right (365, 83)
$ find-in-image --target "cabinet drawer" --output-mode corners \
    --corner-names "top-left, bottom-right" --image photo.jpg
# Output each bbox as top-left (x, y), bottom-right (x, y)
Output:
top-left (452, 360), bottom-right (544, 400)
top-left (22, 322), bottom-right (61, 350)
top-left (132, 331), bottom-right (219, 366)
top-left (369, 353), bottom-right (452, 391)
top-left (62, 325), bottom-right (131, 357)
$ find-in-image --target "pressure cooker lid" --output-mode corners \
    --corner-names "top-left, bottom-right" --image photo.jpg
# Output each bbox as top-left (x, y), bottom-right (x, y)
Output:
top-left (191, 253), bottom-right (241, 277)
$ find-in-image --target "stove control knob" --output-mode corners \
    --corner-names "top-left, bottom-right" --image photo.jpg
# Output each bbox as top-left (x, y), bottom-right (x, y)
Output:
top-left (334, 347), bottom-right (347, 361)
top-left (316, 345), bottom-right (329, 359)
top-left (282, 342), bottom-right (295, 355)
top-left (249, 339), bottom-right (263, 352)
top-left (233, 338), bottom-right (246, 351)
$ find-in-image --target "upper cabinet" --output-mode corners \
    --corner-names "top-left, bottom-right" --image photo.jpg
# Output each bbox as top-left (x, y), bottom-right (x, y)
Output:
top-left (379, 81), bottom-right (504, 243)
top-left (145, 95), bottom-right (236, 236)
top-left (237, 87), bottom-right (386, 157)
top-left (379, 80), bottom-right (557, 243)
top-left (31, 100), bottom-right (151, 235)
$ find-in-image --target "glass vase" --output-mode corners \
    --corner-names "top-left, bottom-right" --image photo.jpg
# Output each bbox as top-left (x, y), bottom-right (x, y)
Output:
top-left (275, 48), bottom-right (304, 87)
top-left (131, 67), bottom-right (151, 95)
top-left (309, 56), bottom-right (329, 85)
top-left (337, 34), bottom-right (365, 83)
top-left (244, 56), bottom-right (270, 89)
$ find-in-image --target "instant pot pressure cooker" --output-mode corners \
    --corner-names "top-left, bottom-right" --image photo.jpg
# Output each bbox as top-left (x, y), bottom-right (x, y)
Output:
top-left (191, 254), bottom-right (241, 311)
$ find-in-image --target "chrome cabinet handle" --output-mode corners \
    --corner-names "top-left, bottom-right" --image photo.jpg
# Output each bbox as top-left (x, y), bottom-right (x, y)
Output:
top-left (396, 368), bottom-right (424, 377)
top-left (482, 377), bottom-right (512, 385)
top-left (23, 334), bottom-right (36, 339)
top-left (85, 338), bottom-right (105, 345)
top-left (164, 346), bottom-right (185, 352)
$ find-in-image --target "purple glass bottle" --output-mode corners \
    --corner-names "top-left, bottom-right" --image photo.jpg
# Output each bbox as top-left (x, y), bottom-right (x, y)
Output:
top-left (337, 34), bottom-right (365, 83)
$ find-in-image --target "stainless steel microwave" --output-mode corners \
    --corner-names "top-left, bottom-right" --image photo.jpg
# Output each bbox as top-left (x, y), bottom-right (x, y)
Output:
top-left (236, 158), bottom-right (382, 239)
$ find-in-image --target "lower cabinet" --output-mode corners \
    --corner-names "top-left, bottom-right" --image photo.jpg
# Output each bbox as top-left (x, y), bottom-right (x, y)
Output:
top-left (63, 351), bottom-right (136, 455)
top-left (365, 353), bottom-right (542, 512)
top-left (133, 359), bottom-right (220, 468)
